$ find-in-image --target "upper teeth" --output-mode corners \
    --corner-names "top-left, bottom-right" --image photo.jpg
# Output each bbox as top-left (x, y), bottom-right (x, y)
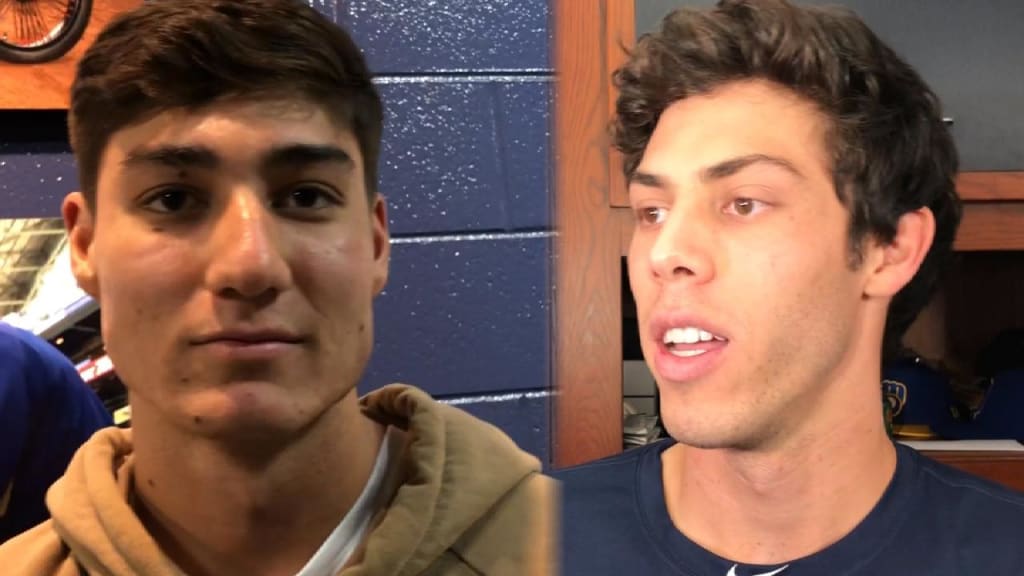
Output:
top-left (664, 327), bottom-right (719, 345)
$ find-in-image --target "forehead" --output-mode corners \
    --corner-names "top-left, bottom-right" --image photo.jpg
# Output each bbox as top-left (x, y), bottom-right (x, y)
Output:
top-left (99, 97), bottom-right (362, 173)
top-left (640, 80), bottom-right (832, 176)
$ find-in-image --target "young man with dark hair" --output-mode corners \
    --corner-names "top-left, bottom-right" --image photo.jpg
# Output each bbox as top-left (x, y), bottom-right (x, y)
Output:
top-left (0, 1), bottom-right (554, 574)
top-left (0, 323), bottom-right (111, 543)
top-left (555, 1), bottom-right (1024, 574)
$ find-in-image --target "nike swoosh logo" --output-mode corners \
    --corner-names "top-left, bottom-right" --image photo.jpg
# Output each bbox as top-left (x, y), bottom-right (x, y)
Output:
top-left (725, 564), bottom-right (790, 576)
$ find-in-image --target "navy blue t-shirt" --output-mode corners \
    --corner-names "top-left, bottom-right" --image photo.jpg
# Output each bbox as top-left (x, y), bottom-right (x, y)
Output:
top-left (0, 323), bottom-right (112, 542)
top-left (554, 439), bottom-right (1024, 575)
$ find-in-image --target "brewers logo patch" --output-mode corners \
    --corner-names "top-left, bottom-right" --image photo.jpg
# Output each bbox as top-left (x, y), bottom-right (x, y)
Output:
top-left (883, 379), bottom-right (908, 417)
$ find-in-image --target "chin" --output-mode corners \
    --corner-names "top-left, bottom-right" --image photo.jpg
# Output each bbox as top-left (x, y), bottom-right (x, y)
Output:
top-left (665, 430), bottom-right (737, 451)
top-left (661, 409), bottom-right (765, 451)
top-left (178, 383), bottom-right (326, 437)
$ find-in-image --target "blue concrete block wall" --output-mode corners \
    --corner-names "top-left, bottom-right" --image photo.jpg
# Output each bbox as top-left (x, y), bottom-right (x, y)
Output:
top-left (375, 78), bottom-right (552, 235)
top-left (0, 1), bottom-right (554, 465)
top-left (336, 1), bottom-right (554, 466)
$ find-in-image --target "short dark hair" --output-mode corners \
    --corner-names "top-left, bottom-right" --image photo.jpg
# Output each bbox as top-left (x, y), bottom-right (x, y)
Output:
top-left (614, 0), bottom-right (962, 358)
top-left (69, 0), bottom-right (382, 205)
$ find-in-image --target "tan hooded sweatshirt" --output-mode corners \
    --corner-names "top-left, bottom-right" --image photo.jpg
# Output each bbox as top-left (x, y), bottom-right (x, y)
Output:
top-left (0, 384), bottom-right (557, 575)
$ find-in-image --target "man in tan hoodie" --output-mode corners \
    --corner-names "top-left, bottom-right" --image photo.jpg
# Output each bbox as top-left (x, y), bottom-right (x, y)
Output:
top-left (0, 1), bottom-right (554, 574)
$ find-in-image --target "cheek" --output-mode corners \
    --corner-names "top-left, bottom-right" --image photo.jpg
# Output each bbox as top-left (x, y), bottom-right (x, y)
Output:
top-left (756, 247), bottom-right (830, 309)
top-left (750, 209), bottom-right (851, 286)
top-left (750, 237), bottom-right (860, 350)
top-left (295, 236), bottom-right (378, 308)
top-left (96, 233), bottom-right (194, 300)
top-left (93, 233), bottom-right (197, 343)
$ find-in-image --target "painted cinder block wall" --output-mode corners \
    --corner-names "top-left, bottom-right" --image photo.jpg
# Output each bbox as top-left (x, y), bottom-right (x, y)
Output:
top-left (0, 1), bottom-right (554, 465)
top-left (338, 0), bottom-right (554, 466)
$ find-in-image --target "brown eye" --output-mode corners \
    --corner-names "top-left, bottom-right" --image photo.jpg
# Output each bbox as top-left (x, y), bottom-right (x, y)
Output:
top-left (636, 206), bottom-right (667, 226)
top-left (725, 198), bottom-right (766, 217)
top-left (272, 185), bottom-right (341, 212)
top-left (142, 188), bottom-right (202, 214)
top-left (734, 199), bottom-right (755, 215)
top-left (290, 187), bottom-right (324, 209)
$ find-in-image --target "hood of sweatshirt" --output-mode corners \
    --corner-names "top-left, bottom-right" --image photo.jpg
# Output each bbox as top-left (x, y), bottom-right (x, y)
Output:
top-left (352, 384), bottom-right (546, 575)
top-left (47, 427), bottom-right (182, 575)
top-left (1, 384), bottom-right (548, 576)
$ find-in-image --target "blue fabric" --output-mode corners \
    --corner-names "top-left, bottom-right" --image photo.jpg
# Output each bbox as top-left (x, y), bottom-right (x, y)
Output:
top-left (0, 323), bottom-right (111, 542)
top-left (554, 440), bottom-right (1024, 575)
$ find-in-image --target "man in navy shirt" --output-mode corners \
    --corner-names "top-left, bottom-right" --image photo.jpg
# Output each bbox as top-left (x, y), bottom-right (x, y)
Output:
top-left (0, 323), bottom-right (111, 542)
top-left (555, 1), bottom-right (1024, 574)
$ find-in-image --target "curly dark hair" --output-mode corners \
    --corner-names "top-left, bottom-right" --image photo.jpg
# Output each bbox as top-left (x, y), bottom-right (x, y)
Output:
top-left (614, 0), bottom-right (962, 358)
top-left (69, 0), bottom-right (382, 205)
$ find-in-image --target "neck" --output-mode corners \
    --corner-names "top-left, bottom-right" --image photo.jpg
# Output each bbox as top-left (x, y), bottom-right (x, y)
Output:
top-left (663, 370), bottom-right (896, 565)
top-left (131, 391), bottom-right (385, 576)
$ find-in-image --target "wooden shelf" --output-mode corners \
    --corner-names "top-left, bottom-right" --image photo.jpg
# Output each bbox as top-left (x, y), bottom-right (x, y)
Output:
top-left (957, 172), bottom-right (1024, 202)
top-left (925, 451), bottom-right (1024, 492)
top-left (956, 202), bottom-right (1024, 251)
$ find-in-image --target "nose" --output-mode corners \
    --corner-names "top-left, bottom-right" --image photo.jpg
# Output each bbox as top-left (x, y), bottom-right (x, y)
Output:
top-left (648, 207), bottom-right (715, 285)
top-left (204, 188), bottom-right (292, 302)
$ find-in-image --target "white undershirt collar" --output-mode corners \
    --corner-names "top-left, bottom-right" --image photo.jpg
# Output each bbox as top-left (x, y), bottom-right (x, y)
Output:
top-left (294, 427), bottom-right (398, 576)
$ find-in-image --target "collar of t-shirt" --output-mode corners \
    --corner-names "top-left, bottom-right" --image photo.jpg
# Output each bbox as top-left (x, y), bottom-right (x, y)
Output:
top-left (637, 439), bottom-right (916, 576)
top-left (294, 426), bottom-right (401, 576)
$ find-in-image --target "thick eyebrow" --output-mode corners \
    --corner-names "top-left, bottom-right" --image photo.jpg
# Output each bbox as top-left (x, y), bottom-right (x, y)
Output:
top-left (263, 143), bottom-right (352, 171)
top-left (628, 153), bottom-right (804, 190)
top-left (120, 143), bottom-right (352, 172)
top-left (122, 145), bottom-right (218, 170)
top-left (627, 171), bottom-right (666, 189)
top-left (700, 153), bottom-right (804, 182)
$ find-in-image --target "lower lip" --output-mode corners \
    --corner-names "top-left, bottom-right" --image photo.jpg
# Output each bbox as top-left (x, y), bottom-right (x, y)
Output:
top-left (652, 341), bottom-right (728, 383)
top-left (197, 340), bottom-right (302, 361)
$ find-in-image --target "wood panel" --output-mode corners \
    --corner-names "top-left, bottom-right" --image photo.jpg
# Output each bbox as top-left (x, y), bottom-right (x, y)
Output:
top-left (955, 202), bottom-right (1024, 251)
top-left (0, 0), bottom-right (142, 110)
top-left (957, 172), bottom-right (1024, 201)
top-left (607, 0), bottom-right (634, 209)
top-left (925, 452), bottom-right (1024, 492)
top-left (553, 0), bottom-right (626, 467)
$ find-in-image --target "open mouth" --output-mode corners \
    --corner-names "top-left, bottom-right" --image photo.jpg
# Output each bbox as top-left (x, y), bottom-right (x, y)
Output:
top-left (650, 318), bottom-right (731, 382)
top-left (662, 326), bottom-right (728, 357)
